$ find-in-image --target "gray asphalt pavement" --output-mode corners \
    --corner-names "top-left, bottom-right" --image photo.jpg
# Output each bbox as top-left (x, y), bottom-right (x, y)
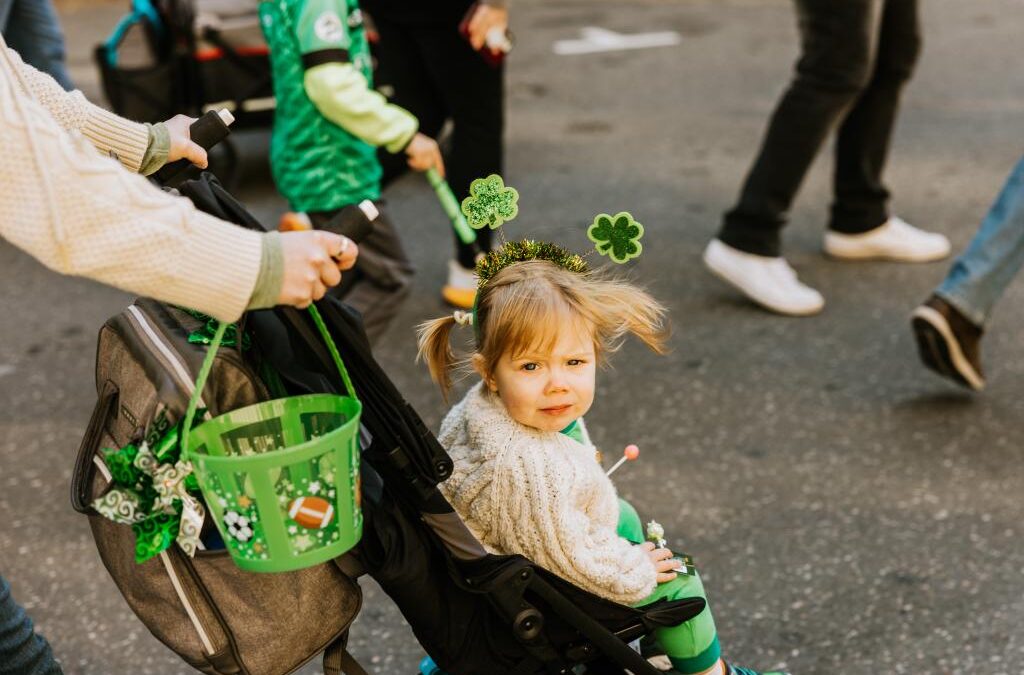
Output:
top-left (3, 0), bottom-right (1024, 673)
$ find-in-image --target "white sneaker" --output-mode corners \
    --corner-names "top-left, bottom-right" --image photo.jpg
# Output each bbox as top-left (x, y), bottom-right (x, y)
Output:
top-left (823, 216), bottom-right (951, 262)
top-left (703, 239), bottom-right (825, 316)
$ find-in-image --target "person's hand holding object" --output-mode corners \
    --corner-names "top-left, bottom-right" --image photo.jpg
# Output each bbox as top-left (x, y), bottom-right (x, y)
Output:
top-left (277, 230), bottom-right (358, 308)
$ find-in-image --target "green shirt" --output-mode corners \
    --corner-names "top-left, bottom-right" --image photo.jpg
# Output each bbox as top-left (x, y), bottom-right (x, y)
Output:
top-left (260, 0), bottom-right (381, 211)
top-left (561, 419), bottom-right (584, 445)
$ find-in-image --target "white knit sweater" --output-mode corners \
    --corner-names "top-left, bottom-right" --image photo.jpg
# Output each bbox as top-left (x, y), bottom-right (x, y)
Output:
top-left (0, 39), bottom-right (263, 322)
top-left (439, 383), bottom-right (657, 605)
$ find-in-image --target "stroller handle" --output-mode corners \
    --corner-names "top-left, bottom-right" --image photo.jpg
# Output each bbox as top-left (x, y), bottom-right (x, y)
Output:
top-left (151, 109), bottom-right (234, 186)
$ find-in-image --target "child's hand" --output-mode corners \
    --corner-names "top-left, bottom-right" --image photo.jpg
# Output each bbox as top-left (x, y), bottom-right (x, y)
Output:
top-left (277, 230), bottom-right (358, 308)
top-left (466, 4), bottom-right (509, 52)
top-left (163, 114), bottom-right (208, 169)
top-left (640, 541), bottom-right (678, 584)
top-left (405, 133), bottom-right (445, 176)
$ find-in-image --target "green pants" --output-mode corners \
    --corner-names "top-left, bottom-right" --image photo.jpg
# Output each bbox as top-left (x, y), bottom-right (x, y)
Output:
top-left (617, 499), bottom-right (721, 674)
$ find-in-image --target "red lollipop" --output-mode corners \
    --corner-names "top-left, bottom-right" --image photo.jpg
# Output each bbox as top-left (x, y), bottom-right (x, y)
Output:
top-left (606, 444), bottom-right (640, 476)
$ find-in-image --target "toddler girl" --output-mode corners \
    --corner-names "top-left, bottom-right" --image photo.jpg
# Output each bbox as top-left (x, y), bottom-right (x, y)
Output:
top-left (417, 245), bottom-right (787, 675)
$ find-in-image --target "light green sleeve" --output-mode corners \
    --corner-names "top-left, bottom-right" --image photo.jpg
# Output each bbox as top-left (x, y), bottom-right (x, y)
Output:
top-left (138, 122), bottom-right (170, 176)
top-left (246, 231), bottom-right (284, 309)
top-left (303, 62), bottom-right (418, 153)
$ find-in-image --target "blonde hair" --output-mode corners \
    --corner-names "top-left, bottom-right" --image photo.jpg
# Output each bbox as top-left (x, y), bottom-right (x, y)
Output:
top-left (417, 259), bottom-right (669, 398)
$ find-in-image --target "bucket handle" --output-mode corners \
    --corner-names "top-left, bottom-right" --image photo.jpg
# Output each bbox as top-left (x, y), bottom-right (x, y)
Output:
top-left (180, 304), bottom-right (354, 457)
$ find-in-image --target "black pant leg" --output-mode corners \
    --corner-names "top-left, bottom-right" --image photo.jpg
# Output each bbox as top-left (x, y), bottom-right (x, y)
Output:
top-left (720, 0), bottom-right (883, 256)
top-left (372, 17), bottom-right (449, 189)
top-left (414, 25), bottom-right (504, 262)
top-left (830, 0), bottom-right (921, 234)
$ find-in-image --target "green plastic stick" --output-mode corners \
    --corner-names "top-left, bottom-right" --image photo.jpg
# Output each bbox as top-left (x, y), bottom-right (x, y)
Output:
top-left (426, 168), bottom-right (476, 245)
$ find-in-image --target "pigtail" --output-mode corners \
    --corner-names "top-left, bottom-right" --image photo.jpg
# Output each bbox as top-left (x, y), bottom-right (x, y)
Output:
top-left (416, 315), bottom-right (459, 399)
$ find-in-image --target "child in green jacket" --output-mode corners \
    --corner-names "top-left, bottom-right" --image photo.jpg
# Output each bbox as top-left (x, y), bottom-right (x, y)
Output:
top-left (260, 0), bottom-right (444, 341)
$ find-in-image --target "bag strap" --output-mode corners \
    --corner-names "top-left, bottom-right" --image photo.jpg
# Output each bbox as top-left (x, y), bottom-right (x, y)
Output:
top-left (323, 635), bottom-right (369, 675)
top-left (180, 304), bottom-right (355, 457)
top-left (70, 380), bottom-right (120, 514)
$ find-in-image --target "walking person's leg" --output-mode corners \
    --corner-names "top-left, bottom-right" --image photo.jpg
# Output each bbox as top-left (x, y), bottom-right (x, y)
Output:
top-left (372, 17), bottom-right (502, 308)
top-left (718, 0), bottom-right (883, 258)
top-left (911, 155), bottom-right (1024, 390)
top-left (2, 0), bottom-right (73, 91)
top-left (416, 24), bottom-right (504, 307)
top-left (823, 0), bottom-right (950, 261)
top-left (373, 17), bottom-right (447, 189)
top-left (706, 0), bottom-right (883, 316)
top-left (829, 0), bottom-right (920, 236)
top-left (0, 574), bottom-right (63, 675)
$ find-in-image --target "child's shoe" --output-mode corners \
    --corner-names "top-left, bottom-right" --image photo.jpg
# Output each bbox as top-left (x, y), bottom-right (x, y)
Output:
top-left (724, 662), bottom-right (791, 675)
top-left (441, 259), bottom-right (478, 309)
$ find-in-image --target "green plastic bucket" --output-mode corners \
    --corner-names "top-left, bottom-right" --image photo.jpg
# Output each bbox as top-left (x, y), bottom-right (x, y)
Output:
top-left (187, 394), bottom-right (362, 572)
top-left (181, 306), bottom-right (363, 573)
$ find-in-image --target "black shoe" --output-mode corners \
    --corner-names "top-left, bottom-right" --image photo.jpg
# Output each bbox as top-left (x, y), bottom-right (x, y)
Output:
top-left (911, 294), bottom-right (985, 390)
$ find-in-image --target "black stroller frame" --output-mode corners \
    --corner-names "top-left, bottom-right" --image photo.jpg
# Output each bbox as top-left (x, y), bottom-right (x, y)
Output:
top-left (172, 174), bottom-right (707, 674)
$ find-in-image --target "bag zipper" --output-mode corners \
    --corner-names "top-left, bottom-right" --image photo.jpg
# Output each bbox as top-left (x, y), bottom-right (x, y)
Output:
top-left (122, 303), bottom-right (230, 659)
top-left (124, 305), bottom-right (210, 413)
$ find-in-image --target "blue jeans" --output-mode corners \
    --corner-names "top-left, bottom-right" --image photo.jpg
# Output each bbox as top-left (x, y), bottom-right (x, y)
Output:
top-left (936, 154), bottom-right (1024, 328)
top-left (0, 0), bottom-right (73, 91)
top-left (0, 574), bottom-right (62, 674)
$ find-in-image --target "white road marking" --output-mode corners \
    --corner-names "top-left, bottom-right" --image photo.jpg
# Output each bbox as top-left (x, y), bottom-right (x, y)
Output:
top-left (554, 27), bottom-right (681, 56)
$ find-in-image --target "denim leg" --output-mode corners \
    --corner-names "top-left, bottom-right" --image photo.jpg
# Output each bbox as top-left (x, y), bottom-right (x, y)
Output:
top-left (936, 155), bottom-right (1024, 327)
top-left (1, 0), bottom-right (74, 90)
top-left (0, 574), bottom-right (63, 675)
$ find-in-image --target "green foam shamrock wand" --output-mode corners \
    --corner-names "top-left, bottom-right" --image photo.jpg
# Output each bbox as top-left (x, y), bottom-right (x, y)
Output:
top-left (588, 211), bottom-right (644, 263)
top-left (426, 168), bottom-right (476, 245)
top-left (461, 174), bottom-right (519, 231)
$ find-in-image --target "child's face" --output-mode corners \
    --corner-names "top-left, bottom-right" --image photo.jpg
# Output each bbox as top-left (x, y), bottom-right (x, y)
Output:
top-left (482, 321), bottom-right (597, 433)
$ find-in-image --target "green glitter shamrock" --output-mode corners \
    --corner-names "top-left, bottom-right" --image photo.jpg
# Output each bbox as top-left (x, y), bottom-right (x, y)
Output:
top-left (460, 174), bottom-right (519, 230)
top-left (476, 240), bottom-right (589, 288)
top-left (587, 212), bottom-right (644, 264)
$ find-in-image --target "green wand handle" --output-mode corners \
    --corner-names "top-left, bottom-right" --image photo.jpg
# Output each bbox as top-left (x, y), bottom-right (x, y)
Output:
top-left (426, 168), bottom-right (476, 245)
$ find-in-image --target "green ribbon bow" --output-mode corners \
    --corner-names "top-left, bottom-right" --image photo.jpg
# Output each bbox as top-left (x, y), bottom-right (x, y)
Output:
top-left (181, 309), bottom-right (250, 350)
top-left (93, 415), bottom-right (205, 563)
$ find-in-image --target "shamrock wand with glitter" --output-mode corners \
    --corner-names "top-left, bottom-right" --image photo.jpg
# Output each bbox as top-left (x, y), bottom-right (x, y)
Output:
top-left (461, 174), bottom-right (519, 232)
top-left (426, 168), bottom-right (477, 245)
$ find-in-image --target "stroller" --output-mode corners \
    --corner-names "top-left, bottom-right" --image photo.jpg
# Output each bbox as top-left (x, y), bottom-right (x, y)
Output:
top-left (95, 0), bottom-right (273, 185)
top-left (71, 173), bottom-right (706, 674)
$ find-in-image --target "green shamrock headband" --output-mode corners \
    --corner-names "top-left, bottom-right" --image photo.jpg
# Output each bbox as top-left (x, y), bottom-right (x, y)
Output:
top-left (453, 174), bottom-right (647, 337)
top-left (459, 174), bottom-right (646, 267)
top-left (475, 239), bottom-right (590, 288)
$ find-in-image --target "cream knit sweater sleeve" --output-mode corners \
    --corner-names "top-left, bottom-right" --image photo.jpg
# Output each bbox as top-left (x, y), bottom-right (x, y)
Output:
top-left (1, 66), bottom-right (263, 322)
top-left (3, 43), bottom-right (148, 172)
